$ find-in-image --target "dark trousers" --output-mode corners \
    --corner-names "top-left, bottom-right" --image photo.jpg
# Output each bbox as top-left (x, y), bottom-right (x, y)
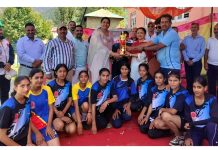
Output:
top-left (184, 60), bottom-right (202, 94)
top-left (190, 122), bottom-right (218, 146)
top-left (130, 99), bottom-right (143, 112)
top-left (207, 64), bottom-right (218, 98)
top-left (139, 120), bottom-right (151, 134)
top-left (0, 75), bottom-right (10, 105)
top-left (96, 105), bottom-right (114, 130)
top-left (148, 129), bottom-right (171, 139)
top-left (112, 108), bottom-right (131, 128)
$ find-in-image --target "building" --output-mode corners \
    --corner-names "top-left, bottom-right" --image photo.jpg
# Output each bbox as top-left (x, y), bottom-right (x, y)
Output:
top-left (84, 9), bottom-right (124, 29)
top-left (126, 8), bottom-right (218, 31)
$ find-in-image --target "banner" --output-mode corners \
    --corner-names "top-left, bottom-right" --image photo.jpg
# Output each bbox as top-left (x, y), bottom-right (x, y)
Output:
top-left (178, 13), bottom-right (218, 41)
top-left (139, 7), bottom-right (192, 20)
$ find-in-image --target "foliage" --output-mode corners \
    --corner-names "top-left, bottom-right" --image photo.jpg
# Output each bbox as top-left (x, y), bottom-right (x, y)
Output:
top-left (2, 7), bottom-right (52, 43)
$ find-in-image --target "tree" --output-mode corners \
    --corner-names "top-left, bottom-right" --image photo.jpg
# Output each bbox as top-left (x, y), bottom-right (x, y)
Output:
top-left (2, 8), bottom-right (52, 43)
top-left (53, 7), bottom-right (127, 28)
top-left (54, 7), bottom-right (84, 25)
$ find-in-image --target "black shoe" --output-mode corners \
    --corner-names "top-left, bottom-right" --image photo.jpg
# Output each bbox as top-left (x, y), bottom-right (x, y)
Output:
top-left (82, 121), bottom-right (90, 130)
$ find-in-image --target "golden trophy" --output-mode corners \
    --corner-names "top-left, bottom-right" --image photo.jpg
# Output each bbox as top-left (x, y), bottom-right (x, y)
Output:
top-left (119, 31), bottom-right (126, 55)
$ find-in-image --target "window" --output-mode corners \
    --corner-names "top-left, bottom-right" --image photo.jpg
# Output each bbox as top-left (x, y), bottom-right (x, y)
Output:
top-left (184, 12), bottom-right (189, 18)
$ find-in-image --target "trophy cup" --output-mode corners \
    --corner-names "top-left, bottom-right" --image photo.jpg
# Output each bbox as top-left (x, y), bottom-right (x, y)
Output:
top-left (119, 31), bottom-right (126, 55)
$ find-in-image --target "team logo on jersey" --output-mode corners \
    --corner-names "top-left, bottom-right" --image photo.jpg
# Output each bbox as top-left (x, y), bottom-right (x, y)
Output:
top-left (14, 113), bottom-right (19, 123)
top-left (97, 91), bottom-right (103, 100)
top-left (54, 91), bottom-right (59, 98)
top-left (31, 101), bottom-right (35, 109)
top-left (191, 111), bottom-right (197, 119)
top-left (152, 92), bottom-right (158, 100)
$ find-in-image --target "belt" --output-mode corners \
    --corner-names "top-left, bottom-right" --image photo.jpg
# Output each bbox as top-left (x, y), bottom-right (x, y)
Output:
top-left (20, 64), bottom-right (33, 69)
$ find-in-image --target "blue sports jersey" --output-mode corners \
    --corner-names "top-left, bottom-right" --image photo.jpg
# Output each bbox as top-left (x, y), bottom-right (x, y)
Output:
top-left (148, 86), bottom-right (169, 120)
top-left (112, 75), bottom-right (137, 103)
top-left (137, 76), bottom-right (154, 106)
top-left (185, 94), bottom-right (218, 128)
top-left (91, 81), bottom-right (116, 109)
top-left (0, 97), bottom-right (31, 145)
top-left (151, 86), bottom-right (169, 111)
top-left (165, 86), bottom-right (189, 116)
top-left (28, 86), bottom-right (55, 130)
top-left (47, 79), bottom-right (71, 110)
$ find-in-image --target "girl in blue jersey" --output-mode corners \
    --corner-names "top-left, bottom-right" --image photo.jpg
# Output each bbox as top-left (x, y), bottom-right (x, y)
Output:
top-left (0, 76), bottom-right (32, 146)
top-left (111, 62), bottom-right (137, 128)
top-left (184, 76), bottom-right (218, 146)
top-left (47, 64), bottom-right (76, 135)
top-left (136, 63), bottom-right (154, 123)
top-left (91, 68), bottom-right (118, 134)
top-left (29, 69), bottom-right (60, 146)
top-left (72, 70), bottom-right (92, 135)
top-left (139, 70), bottom-right (168, 134)
top-left (149, 71), bottom-right (189, 146)
top-left (131, 63), bottom-right (154, 112)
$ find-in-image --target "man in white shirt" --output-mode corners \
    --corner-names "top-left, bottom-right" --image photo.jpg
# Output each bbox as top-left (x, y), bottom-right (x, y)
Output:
top-left (16, 23), bottom-right (45, 76)
top-left (204, 23), bottom-right (218, 98)
top-left (66, 21), bottom-right (76, 41)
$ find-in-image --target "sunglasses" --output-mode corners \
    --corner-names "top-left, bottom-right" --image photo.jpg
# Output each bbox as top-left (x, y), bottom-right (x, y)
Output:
top-left (148, 25), bottom-right (154, 28)
top-left (155, 26), bottom-right (161, 29)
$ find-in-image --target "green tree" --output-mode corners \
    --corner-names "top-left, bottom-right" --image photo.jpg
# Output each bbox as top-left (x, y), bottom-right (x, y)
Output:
top-left (53, 7), bottom-right (127, 28)
top-left (2, 7), bottom-right (52, 43)
top-left (54, 7), bottom-right (84, 25)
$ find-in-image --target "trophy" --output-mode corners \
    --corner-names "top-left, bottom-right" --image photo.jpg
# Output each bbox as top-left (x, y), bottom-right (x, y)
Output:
top-left (119, 31), bottom-right (127, 55)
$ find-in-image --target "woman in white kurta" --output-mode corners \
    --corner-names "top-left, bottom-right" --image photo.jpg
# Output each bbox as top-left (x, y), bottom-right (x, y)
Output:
top-left (126, 27), bottom-right (148, 84)
top-left (87, 17), bottom-right (120, 83)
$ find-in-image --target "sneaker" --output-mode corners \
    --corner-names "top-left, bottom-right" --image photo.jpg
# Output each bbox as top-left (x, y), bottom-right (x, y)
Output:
top-left (106, 123), bottom-right (112, 128)
top-left (169, 136), bottom-right (184, 146)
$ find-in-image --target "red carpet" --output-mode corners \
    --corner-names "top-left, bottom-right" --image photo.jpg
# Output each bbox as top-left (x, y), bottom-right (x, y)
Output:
top-left (59, 113), bottom-right (173, 146)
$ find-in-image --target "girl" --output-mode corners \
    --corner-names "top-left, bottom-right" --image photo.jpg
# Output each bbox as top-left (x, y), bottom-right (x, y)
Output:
top-left (125, 27), bottom-right (148, 83)
top-left (184, 76), bottom-right (218, 146)
top-left (72, 70), bottom-right (92, 135)
top-left (29, 68), bottom-right (60, 146)
top-left (148, 71), bottom-right (189, 146)
top-left (0, 76), bottom-right (32, 146)
top-left (47, 64), bottom-right (76, 135)
top-left (112, 62), bottom-right (137, 128)
top-left (91, 68), bottom-right (118, 134)
top-left (131, 63), bottom-right (154, 112)
top-left (139, 70), bottom-right (168, 134)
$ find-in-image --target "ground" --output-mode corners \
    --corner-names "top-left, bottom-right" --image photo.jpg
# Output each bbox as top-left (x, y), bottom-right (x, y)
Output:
top-left (59, 113), bottom-right (173, 146)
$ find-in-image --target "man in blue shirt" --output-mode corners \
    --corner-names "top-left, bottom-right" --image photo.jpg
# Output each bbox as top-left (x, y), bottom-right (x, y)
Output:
top-left (181, 23), bottom-right (205, 94)
top-left (16, 23), bottom-right (45, 76)
top-left (127, 14), bottom-right (181, 78)
top-left (71, 25), bottom-right (89, 84)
